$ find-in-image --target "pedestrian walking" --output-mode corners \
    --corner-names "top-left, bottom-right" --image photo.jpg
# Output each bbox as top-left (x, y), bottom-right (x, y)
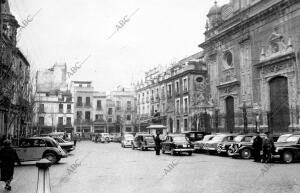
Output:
top-left (0, 139), bottom-right (21, 191)
top-left (252, 132), bottom-right (263, 162)
top-left (73, 133), bottom-right (78, 146)
top-left (154, 133), bottom-right (162, 155)
top-left (262, 132), bottom-right (274, 163)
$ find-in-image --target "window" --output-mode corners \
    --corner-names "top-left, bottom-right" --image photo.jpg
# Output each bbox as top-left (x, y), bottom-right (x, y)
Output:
top-left (108, 118), bottom-right (112, 123)
top-left (67, 104), bottom-right (71, 113)
top-left (175, 80), bottom-right (179, 93)
top-left (126, 127), bottom-right (131, 132)
top-left (167, 84), bottom-right (172, 97)
top-left (39, 104), bottom-right (44, 112)
top-left (58, 117), bottom-right (63, 125)
top-left (116, 101), bottom-right (121, 111)
top-left (127, 101), bottom-right (131, 110)
top-left (85, 111), bottom-right (91, 120)
top-left (77, 97), bottom-right (82, 106)
top-left (59, 104), bottom-right (63, 113)
top-left (39, 117), bottom-right (44, 125)
top-left (183, 97), bottom-right (188, 113)
top-left (108, 108), bottom-right (113, 115)
top-left (162, 103), bottom-right (165, 112)
top-left (183, 78), bottom-right (188, 92)
top-left (161, 86), bottom-right (165, 97)
top-left (184, 119), bottom-right (188, 130)
top-left (67, 117), bottom-right (71, 125)
top-left (126, 115), bottom-right (131, 121)
top-left (116, 115), bottom-right (121, 122)
top-left (97, 100), bottom-right (102, 110)
top-left (77, 111), bottom-right (82, 120)
top-left (223, 50), bottom-right (233, 67)
top-left (176, 99), bottom-right (180, 114)
top-left (86, 97), bottom-right (91, 106)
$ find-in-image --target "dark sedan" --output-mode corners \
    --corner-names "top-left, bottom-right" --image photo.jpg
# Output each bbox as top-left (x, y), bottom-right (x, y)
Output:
top-left (161, 134), bottom-right (194, 156)
top-left (183, 131), bottom-right (211, 143)
top-left (273, 135), bottom-right (300, 163)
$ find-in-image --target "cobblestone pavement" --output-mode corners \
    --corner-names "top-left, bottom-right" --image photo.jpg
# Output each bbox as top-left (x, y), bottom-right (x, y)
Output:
top-left (1, 141), bottom-right (300, 193)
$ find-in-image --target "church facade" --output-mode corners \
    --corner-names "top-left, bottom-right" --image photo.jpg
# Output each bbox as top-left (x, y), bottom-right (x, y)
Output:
top-left (200, 0), bottom-right (300, 134)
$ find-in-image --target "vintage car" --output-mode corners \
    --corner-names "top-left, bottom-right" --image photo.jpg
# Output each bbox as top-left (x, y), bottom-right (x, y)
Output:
top-left (183, 131), bottom-right (211, 143)
top-left (227, 134), bottom-right (267, 159)
top-left (121, 134), bottom-right (134, 148)
top-left (161, 134), bottom-right (194, 156)
top-left (99, 133), bottom-right (110, 143)
top-left (192, 134), bottom-right (216, 153)
top-left (52, 137), bottom-right (75, 152)
top-left (216, 134), bottom-right (253, 155)
top-left (204, 134), bottom-right (237, 154)
top-left (272, 134), bottom-right (300, 163)
top-left (276, 134), bottom-right (294, 143)
top-left (14, 137), bottom-right (67, 164)
top-left (132, 134), bottom-right (155, 151)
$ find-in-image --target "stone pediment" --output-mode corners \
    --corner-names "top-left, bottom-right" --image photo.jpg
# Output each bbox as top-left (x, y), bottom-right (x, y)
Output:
top-left (260, 30), bottom-right (293, 62)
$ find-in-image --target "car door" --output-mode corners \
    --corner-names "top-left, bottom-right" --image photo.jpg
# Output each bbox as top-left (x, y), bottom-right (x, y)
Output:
top-left (295, 138), bottom-right (300, 160)
top-left (161, 136), bottom-right (168, 151)
top-left (15, 139), bottom-right (32, 162)
top-left (28, 139), bottom-right (45, 160)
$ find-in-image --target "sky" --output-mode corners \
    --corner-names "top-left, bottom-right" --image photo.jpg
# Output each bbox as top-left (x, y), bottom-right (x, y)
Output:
top-left (9, 0), bottom-right (229, 92)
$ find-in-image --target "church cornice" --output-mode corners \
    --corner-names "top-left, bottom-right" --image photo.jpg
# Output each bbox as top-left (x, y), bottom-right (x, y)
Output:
top-left (254, 52), bottom-right (296, 69)
top-left (199, 0), bottom-right (297, 49)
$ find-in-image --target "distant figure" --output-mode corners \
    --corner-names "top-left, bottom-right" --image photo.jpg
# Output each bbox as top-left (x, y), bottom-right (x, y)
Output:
top-left (252, 132), bottom-right (263, 162)
top-left (154, 133), bottom-right (162, 155)
top-left (73, 133), bottom-right (78, 146)
top-left (63, 132), bottom-right (68, 140)
top-left (262, 132), bottom-right (274, 163)
top-left (0, 139), bottom-right (21, 191)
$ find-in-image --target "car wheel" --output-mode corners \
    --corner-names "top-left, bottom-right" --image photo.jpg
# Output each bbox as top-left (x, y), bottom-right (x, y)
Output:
top-left (188, 152), bottom-right (192, 156)
top-left (282, 151), bottom-right (293, 163)
top-left (241, 148), bottom-right (252, 159)
top-left (171, 149), bottom-right (175, 156)
top-left (162, 149), bottom-right (165, 154)
top-left (44, 152), bottom-right (57, 164)
top-left (141, 146), bottom-right (145, 151)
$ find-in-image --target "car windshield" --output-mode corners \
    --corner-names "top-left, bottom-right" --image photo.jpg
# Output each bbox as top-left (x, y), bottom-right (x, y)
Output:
top-left (173, 136), bottom-right (188, 143)
top-left (202, 135), bottom-right (213, 141)
top-left (234, 135), bottom-right (244, 142)
top-left (145, 136), bottom-right (154, 140)
top-left (211, 135), bottom-right (225, 142)
top-left (286, 136), bottom-right (300, 143)
top-left (277, 135), bottom-right (292, 142)
top-left (125, 135), bottom-right (134, 140)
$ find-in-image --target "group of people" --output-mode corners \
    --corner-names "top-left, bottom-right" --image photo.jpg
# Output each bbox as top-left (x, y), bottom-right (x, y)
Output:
top-left (252, 132), bottom-right (275, 163)
top-left (0, 139), bottom-right (21, 191)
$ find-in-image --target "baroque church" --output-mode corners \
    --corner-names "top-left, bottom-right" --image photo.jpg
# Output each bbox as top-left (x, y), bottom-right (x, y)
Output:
top-left (200, 0), bottom-right (300, 134)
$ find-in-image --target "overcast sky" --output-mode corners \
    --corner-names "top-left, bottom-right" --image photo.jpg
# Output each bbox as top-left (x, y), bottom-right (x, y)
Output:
top-left (10, 0), bottom-right (229, 92)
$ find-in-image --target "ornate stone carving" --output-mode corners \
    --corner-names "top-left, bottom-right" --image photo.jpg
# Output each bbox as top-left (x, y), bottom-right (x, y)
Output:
top-left (260, 29), bottom-right (294, 61)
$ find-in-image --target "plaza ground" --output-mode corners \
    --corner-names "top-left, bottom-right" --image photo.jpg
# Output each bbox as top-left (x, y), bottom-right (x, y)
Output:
top-left (1, 141), bottom-right (300, 193)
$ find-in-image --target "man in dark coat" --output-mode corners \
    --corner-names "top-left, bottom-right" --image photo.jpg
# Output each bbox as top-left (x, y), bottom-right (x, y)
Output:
top-left (252, 132), bottom-right (263, 162)
top-left (262, 132), bottom-right (274, 163)
top-left (0, 139), bottom-right (21, 191)
top-left (154, 133), bottom-right (162, 155)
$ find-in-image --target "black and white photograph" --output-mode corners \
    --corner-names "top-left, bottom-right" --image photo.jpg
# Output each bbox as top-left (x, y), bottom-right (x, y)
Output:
top-left (0, 0), bottom-right (300, 192)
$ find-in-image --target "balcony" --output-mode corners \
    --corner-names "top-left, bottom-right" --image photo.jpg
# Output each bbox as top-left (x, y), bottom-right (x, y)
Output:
top-left (94, 119), bottom-right (106, 124)
top-left (59, 109), bottom-right (63, 113)
top-left (74, 119), bottom-right (93, 125)
top-left (67, 109), bottom-right (72, 114)
top-left (84, 103), bottom-right (92, 108)
top-left (76, 103), bottom-right (83, 107)
top-left (96, 107), bottom-right (103, 111)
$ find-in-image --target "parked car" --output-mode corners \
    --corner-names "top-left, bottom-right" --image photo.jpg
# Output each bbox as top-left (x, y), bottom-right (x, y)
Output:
top-left (205, 134), bottom-right (237, 154)
top-left (272, 134), bottom-right (300, 163)
top-left (99, 133), bottom-right (110, 143)
top-left (276, 133), bottom-right (294, 143)
top-left (193, 134), bottom-right (216, 152)
top-left (227, 134), bottom-right (267, 159)
top-left (121, 134), bottom-right (134, 148)
top-left (132, 134), bottom-right (155, 151)
top-left (14, 137), bottom-right (67, 164)
top-left (161, 134), bottom-right (194, 156)
top-left (52, 137), bottom-right (75, 152)
top-left (183, 131), bottom-right (211, 143)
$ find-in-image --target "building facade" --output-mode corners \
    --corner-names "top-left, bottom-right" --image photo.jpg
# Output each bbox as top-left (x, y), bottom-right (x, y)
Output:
top-left (200, 0), bottom-right (300, 134)
top-left (136, 52), bottom-right (210, 133)
top-left (93, 91), bottom-right (107, 133)
top-left (0, 0), bottom-right (31, 137)
top-left (35, 64), bottom-right (74, 135)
